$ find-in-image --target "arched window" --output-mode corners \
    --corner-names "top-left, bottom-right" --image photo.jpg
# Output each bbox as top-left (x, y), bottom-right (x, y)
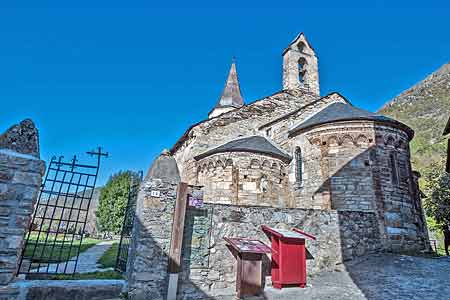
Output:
top-left (295, 147), bottom-right (302, 184)
top-left (297, 42), bottom-right (305, 53)
top-left (298, 57), bottom-right (307, 84)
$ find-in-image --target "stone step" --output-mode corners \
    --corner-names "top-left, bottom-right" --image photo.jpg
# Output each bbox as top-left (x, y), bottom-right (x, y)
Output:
top-left (11, 279), bottom-right (126, 300)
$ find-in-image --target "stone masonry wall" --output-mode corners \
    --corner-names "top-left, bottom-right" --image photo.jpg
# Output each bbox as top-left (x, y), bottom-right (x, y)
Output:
top-left (179, 204), bottom-right (381, 299)
top-left (175, 93), bottom-right (347, 210)
top-left (195, 152), bottom-right (291, 207)
top-left (259, 93), bottom-right (347, 152)
top-left (127, 177), bottom-right (178, 300)
top-left (172, 89), bottom-right (318, 182)
top-left (129, 175), bottom-right (382, 300)
top-left (296, 121), bottom-right (429, 252)
top-left (0, 120), bottom-right (45, 299)
top-left (127, 150), bottom-right (183, 300)
top-left (370, 125), bottom-right (430, 252)
top-left (282, 33), bottom-right (320, 95)
top-left (298, 121), bottom-right (379, 211)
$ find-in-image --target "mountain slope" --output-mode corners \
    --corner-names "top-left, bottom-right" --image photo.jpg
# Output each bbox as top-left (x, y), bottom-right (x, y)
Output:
top-left (378, 62), bottom-right (450, 174)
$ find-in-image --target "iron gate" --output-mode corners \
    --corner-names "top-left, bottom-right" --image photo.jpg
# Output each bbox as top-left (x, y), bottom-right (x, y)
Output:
top-left (18, 148), bottom-right (108, 275)
top-left (115, 173), bottom-right (141, 273)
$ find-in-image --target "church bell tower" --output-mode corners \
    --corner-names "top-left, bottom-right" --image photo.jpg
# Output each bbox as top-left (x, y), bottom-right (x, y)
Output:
top-left (282, 33), bottom-right (320, 95)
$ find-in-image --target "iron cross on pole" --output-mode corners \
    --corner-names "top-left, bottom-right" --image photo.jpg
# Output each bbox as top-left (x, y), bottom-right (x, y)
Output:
top-left (70, 155), bottom-right (78, 172)
top-left (86, 146), bottom-right (109, 167)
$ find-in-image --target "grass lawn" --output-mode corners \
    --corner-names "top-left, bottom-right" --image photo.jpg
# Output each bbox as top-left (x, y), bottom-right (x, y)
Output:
top-left (98, 242), bottom-right (119, 268)
top-left (23, 234), bottom-right (101, 263)
top-left (48, 270), bottom-right (123, 280)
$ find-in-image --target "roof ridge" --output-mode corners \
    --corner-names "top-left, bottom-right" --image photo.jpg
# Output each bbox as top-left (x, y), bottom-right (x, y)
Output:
top-left (288, 102), bottom-right (414, 139)
top-left (259, 92), bottom-right (348, 130)
top-left (259, 135), bottom-right (292, 157)
top-left (193, 135), bottom-right (292, 162)
top-left (170, 89), bottom-right (309, 154)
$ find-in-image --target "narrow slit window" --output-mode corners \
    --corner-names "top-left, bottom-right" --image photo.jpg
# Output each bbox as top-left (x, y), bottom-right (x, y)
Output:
top-left (390, 153), bottom-right (399, 185)
top-left (295, 147), bottom-right (303, 184)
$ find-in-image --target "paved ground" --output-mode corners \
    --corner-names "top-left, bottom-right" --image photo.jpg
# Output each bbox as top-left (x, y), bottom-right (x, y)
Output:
top-left (225, 254), bottom-right (450, 300)
top-left (32, 240), bottom-right (115, 274)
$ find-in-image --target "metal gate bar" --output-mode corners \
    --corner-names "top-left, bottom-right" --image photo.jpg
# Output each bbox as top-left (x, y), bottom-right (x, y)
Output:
top-left (115, 172), bottom-right (142, 273)
top-left (18, 148), bottom-right (108, 275)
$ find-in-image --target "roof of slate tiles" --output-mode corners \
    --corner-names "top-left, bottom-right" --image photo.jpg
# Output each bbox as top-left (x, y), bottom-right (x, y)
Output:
top-left (171, 91), bottom-right (414, 155)
top-left (288, 102), bottom-right (414, 139)
top-left (194, 135), bottom-right (292, 163)
top-left (170, 89), bottom-right (318, 154)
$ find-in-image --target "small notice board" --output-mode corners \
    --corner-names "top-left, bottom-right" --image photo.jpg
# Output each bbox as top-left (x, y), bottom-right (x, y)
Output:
top-left (224, 237), bottom-right (271, 254)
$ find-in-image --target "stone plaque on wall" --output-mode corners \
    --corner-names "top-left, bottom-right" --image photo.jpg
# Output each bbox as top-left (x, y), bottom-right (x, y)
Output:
top-left (183, 205), bottom-right (212, 269)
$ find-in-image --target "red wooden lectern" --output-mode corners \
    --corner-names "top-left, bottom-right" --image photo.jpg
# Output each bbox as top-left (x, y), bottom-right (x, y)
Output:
top-left (261, 225), bottom-right (316, 289)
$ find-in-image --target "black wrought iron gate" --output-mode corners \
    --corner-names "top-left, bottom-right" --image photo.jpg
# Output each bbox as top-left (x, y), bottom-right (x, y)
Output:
top-left (18, 148), bottom-right (108, 276)
top-left (115, 173), bottom-right (141, 273)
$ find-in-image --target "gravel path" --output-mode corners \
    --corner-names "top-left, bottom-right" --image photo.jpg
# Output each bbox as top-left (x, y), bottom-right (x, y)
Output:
top-left (226, 254), bottom-right (450, 300)
top-left (32, 240), bottom-right (115, 274)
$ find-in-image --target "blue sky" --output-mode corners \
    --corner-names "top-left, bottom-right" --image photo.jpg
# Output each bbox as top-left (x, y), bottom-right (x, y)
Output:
top-left (1, 1), bottom-right (449, 185)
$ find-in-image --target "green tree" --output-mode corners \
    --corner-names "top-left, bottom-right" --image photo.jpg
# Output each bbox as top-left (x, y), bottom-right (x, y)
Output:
top-left (423, 161), bottom-right (450, 226)
top-left (96, 171), bottom-right (140, 237)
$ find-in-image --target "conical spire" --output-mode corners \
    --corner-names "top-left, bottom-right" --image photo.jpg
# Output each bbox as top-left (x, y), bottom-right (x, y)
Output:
top-left (216, 60), bottom-right (244, 108)
top-left (209, 60), bottom-right (244, 119)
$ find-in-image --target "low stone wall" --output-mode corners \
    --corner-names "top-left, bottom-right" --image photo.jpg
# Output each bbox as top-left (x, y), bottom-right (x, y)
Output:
top-left (128, 171), bottom-right (382, 300)
top-left (179, 204), bottom-right (381, 299)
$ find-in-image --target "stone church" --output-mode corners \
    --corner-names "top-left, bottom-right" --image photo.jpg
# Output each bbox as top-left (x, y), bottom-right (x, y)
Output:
top-left (126, 33), bottom-right (431, 299)
top-left (168, 33), bottom-right (428, 252)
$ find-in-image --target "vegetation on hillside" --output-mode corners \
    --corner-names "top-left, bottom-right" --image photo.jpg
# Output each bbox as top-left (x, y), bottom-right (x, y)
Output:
top-left (378, 63), bottom-right (450, 175)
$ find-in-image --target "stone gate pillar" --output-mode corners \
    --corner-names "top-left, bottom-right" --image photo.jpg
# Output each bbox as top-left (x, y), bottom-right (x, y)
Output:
top-left (0, 119), bottom-right (45, 298)
top-left (127, 150), bottom-right (180, 300)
